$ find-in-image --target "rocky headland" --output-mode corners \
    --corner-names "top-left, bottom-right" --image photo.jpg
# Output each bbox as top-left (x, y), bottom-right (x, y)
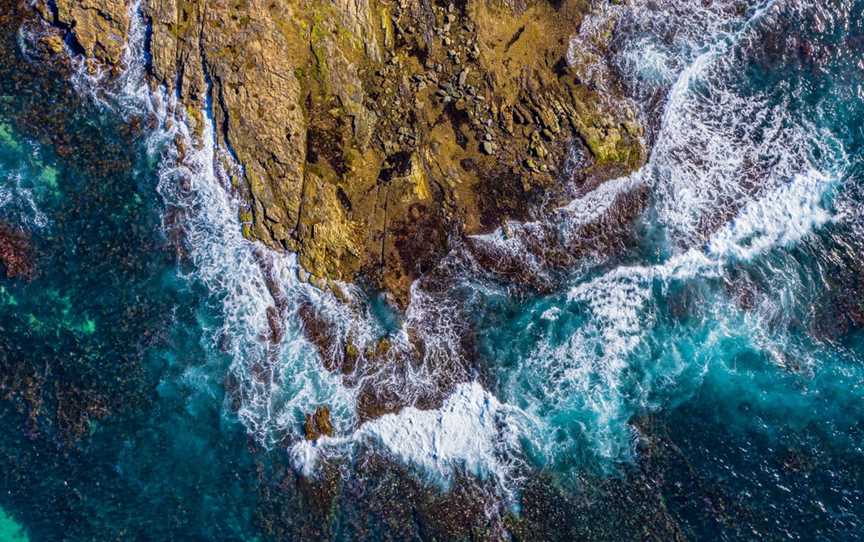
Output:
top-left (34, 0), bottom-right (644, 307)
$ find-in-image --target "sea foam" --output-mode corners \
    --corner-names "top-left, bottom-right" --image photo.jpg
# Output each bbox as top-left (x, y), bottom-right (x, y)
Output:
top-left (48, 0), bottom-right (852, 498)
top-left (291, 380), bottom-right (538, 495)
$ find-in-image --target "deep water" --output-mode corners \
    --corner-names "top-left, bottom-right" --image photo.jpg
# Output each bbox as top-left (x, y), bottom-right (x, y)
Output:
top-left (0, 0), bottom-right (863, 540)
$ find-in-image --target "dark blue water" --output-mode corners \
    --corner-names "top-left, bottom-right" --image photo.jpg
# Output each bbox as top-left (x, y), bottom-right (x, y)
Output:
top-left (1, 0), bottom-right (864, 540)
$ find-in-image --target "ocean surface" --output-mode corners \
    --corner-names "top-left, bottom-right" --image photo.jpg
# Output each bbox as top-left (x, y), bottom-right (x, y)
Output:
top-left (1, 0), bottom-right (863, 539)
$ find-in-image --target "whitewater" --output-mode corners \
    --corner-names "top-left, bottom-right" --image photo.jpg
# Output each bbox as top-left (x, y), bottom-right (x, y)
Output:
top-left (35, 0), bottom-right (863, 505)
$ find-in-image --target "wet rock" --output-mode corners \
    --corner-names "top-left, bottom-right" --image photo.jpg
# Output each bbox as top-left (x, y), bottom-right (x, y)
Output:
top-left (42, 0), bottom-right (645, 306)
top-left (304, 405), bottom-right (334, 441)
top-left (38, 34), bottom-right (64, 55)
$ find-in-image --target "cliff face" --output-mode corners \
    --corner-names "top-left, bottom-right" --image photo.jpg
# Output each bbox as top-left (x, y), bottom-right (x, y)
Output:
top-left (40, 0), bottom-right (644, 306)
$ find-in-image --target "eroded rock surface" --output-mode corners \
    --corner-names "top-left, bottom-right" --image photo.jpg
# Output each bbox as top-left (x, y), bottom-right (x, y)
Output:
top-left (39, 0), bottom-right (645, 306)
top-left (34, 0), bottom-right (130, 68)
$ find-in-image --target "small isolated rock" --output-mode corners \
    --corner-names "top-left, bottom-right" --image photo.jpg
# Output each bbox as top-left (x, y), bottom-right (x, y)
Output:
top-left (481, 140), bottom-right (496, 155)
top-left (304, 405), bottom-right (334, 440)
top-left (39, 34), bottom-right (65, 55)
top-left (458, 68), bottom-right (469, 87)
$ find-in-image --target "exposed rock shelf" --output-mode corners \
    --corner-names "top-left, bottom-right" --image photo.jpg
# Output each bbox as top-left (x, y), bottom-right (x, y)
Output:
top-left (36, 0), bottom-right (645, 306)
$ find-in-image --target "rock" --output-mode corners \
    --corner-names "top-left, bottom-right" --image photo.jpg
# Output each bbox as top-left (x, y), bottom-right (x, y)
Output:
top-left (42, 0), bottom-right (645, 308)
top-left (55, 0), bottom-right (129, 67)
top-left (304, 406), bottom-right (334, 441)
top-left (38, 34), bottom-right (65, 55)
top-left (458, 68), bottom-right (469, 87)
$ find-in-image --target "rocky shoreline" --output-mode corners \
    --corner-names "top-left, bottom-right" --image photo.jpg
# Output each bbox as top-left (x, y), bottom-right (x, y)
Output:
top-left (4, 0), bottom-right (864, 540)
top-left (4, 1), bottom-right (699, 539)
top-left (33, 0), bottom-right (644, 307)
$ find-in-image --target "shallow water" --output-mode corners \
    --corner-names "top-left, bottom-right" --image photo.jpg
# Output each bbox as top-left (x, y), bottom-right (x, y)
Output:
top-left (1, 0), bottom-right (864, 540)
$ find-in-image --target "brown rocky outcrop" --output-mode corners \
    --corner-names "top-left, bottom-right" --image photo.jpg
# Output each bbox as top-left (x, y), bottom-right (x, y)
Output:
top-left (42, 0), bottom-right (645, 306)
top-left (44, 0), bottom-right (131, 68)
top-left (304, 405), bottom-right (335, 440)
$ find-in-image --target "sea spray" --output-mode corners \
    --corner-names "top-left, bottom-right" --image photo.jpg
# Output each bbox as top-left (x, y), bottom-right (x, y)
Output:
top-left (48, 0), bottom-right (358, 444)
top-left (480, 0), bottom-right (855, 476)
top-left (290, 381), bottom-right (541, 497)
top-left (33, 0), bottom-right (864, 504)
top-left (567, 0), bottom-right (756, 108)
top-left (66, 0), bottom-right (162, 116)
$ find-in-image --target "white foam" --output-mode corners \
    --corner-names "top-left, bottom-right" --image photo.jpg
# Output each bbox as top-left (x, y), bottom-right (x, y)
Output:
top-left (292, 381), bottom-right (538, 494)
top-left (708, 171), bottom-right (834, 260)
top-left (0, 167), bottom-right (49, 230)
top-left (540, 306), bottom-right (561, 321)
top-left (504, 0), bottom-right (845, 463)
top-left (156, 108), bottom-right (357, 447)
top-left (360, 382), bottom-right (530, 485)
top-left (465, 161), bottom-right (645, 287)
top-left (56, 0), bottom-right (358, 447)
top-left (537, 168), bottom-right (837, 459)
top-left (63, 0), bottom-right (169, 121)
top-left (55, 0), bottom-right (850, 496)
top-left (567, 0), bottom-right (751, 103)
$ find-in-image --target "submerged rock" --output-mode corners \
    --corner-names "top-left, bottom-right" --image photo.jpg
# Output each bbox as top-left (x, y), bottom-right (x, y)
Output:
top-left (0, 224), bottom-right (33, 280)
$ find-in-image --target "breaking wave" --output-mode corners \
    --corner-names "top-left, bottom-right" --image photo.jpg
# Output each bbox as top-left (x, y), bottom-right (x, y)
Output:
top-left (48, 0), bottom-right (864, 499)
top-left (57, 1), bottom-right (357, 446)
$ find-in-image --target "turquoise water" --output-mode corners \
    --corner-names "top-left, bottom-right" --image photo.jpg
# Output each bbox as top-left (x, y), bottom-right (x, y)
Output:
top-left (0, 14), bottom-right (261, 538)
top-left (1, 0), bottom-right (864, 540)
top-left (474, 0), bottom-right (864, 535)
top-left (479, 0), bottom-right (863, 460)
